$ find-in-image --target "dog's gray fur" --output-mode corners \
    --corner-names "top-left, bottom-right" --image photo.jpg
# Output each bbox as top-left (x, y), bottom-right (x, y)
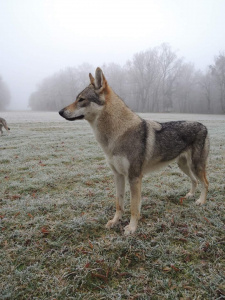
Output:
top-left (59, 68), bottom-right (209, 235)
top-left (0, 117), bottom-right (10, 135)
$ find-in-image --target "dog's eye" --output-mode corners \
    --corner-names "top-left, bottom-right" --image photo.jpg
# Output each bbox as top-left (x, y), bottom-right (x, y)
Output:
top-left (78, 98), bottom-right (85, 102)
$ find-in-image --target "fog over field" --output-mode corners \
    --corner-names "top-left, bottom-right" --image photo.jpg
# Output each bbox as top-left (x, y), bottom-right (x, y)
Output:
top-left (1, 0), bottom-right (225, 113)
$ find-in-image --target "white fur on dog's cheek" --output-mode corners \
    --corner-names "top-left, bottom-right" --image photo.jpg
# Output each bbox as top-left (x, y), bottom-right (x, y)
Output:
top-left (84, 102), bottom-right (104, 121)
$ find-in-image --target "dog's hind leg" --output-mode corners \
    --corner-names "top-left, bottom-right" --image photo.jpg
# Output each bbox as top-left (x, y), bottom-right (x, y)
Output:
top-left (106, 172), bottom-right (125, 229)
top-left (177, 153), bottom-right (198, 198)
top-left (194, 169), bottom-right (209, 205)
top-left (124, 176), bottom-right (142, 235)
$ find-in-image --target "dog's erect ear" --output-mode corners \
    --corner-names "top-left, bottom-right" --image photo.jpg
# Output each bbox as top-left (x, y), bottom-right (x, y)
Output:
top-left (89, 73), bottom-right (95, 85)
top-left (94, 67), bottom-right (107, 93)
top-left (95, 68), bottom-right (103, 89)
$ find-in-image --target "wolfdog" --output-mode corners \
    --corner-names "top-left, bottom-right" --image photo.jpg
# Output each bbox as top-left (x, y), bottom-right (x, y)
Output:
top-left (59, 68), bottom-right (209, 235)
top-left (0, 117), bottom-right (10, 135)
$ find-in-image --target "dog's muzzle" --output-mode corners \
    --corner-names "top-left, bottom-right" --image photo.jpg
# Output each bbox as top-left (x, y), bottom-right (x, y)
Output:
top-left (58, 109), bottom-right (84, 121)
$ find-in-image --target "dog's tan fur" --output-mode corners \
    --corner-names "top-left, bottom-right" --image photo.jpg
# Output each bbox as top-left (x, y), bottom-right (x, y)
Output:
top-left (59, 68), bottom-right (209, 235)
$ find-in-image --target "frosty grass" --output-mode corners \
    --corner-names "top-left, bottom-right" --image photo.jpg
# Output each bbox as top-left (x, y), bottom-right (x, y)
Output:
top-left (0, 111), bottom-right (224, 299)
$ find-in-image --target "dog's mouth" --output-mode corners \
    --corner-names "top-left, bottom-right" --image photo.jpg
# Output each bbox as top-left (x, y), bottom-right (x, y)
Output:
top-left (58, 110), bottom-right (84, 121)
top-left (65, 115), bottom-right (85, 121)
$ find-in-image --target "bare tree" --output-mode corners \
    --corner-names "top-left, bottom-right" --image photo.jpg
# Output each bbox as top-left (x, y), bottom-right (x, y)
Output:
top-left (126, 47), bottom-right (160, 111)
top-left (210, 53), bottom-right (225, 112)
top-left (158, 43), bottom-right (183, 112)
top-left (198, 70), bottom-right (212, 113)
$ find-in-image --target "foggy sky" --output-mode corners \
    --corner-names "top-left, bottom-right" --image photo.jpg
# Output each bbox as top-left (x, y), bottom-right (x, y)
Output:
top-left (1, 0), bottom-right (225, 110)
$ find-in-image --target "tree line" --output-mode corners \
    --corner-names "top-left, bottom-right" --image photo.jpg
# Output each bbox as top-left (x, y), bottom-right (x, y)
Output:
top-left (1, 44), bottom-right (225, 113)
top-left (29, 44), bottom-right (225, 114)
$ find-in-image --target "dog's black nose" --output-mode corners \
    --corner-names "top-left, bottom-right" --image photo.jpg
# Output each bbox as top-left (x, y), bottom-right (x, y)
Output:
top-left (59, 109), bottom-right (64, 117)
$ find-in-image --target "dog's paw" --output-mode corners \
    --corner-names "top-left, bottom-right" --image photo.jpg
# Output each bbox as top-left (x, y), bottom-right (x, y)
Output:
top-left (105, 219), bottom-right (118, 229)
top-left (124, 224), bottom-right (137, 236)
top-left (195, 198), bottom-right (206, 205)
top-left (185, 192), bottom-right (194, 198)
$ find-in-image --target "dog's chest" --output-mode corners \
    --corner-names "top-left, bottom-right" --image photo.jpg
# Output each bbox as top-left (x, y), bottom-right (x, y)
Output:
top-left (95, 134), bottom-right (130, 176)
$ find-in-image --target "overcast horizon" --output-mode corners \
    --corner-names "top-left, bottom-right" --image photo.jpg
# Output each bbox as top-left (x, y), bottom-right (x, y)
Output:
top-left (1, 0), bottom-right (225, 110)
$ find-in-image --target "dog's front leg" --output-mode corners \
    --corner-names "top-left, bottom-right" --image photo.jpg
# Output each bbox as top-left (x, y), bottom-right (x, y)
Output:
top-left (124, 176), bottom-right (142, 235)
top-left (106, 172), bottom-right (125, 229)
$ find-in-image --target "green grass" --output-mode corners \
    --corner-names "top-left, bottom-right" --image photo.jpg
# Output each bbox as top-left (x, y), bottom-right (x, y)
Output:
top-left (0, 112), bottom-right (225, 299)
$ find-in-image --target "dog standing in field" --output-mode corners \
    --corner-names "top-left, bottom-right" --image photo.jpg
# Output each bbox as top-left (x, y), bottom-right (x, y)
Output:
top-left (0, 117), bottom-right (10, 135)
top-left (59, 68), bottom-right (209, 235)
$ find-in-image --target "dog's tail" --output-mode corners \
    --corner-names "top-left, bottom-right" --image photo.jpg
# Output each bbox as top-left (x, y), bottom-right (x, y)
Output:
top-left (191, 124), bottom-right (209, 182)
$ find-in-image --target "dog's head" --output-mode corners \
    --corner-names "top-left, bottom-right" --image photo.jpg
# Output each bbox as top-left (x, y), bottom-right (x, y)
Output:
top-left (59, 68), bottom-right (108, 122)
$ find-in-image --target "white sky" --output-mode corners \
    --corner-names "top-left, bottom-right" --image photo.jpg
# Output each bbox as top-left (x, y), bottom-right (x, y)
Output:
top-left (0, 0), bottom-right (225, 110)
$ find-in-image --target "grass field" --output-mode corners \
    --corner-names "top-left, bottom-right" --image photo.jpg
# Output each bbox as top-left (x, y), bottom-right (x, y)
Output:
top-left (0, 111), bottom-right (224, 299)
